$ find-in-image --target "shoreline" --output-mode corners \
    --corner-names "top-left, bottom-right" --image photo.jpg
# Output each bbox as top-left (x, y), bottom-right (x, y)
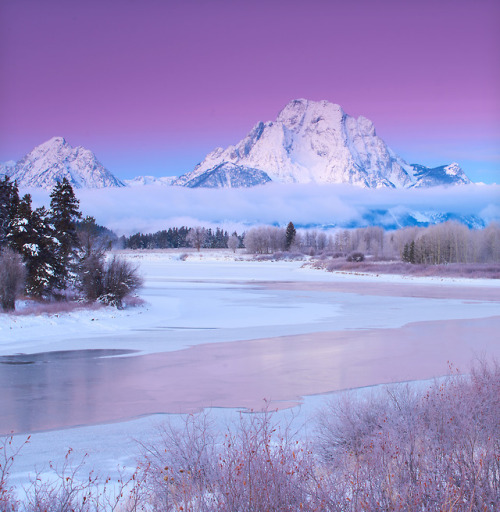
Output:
top-left (3, 315), bottom-right (499, 436)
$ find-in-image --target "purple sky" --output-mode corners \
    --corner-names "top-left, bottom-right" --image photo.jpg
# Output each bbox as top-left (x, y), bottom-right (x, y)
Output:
top-left (1, 0), bottom-right (499, 182)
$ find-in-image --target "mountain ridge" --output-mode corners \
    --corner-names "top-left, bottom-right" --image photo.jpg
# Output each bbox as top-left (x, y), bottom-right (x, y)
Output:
top-left (173, 99), bottom-right (470, 189)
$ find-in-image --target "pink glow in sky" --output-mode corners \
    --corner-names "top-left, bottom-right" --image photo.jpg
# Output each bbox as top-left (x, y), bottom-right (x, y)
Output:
top-left (1, 0), bottom-right (499, 182)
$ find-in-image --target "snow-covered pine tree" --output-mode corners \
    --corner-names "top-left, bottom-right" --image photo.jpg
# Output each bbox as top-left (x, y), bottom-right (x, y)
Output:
top-left (7, 193), bottom-right (33, 255)
top-left (24, 206), bottom-right (60, 298)
top-left (49, 178), bottom-right (82, 293)
top-left (3, 193), bottom-right (59, 298)
top-left (0, 176), bottom-right (20, 248)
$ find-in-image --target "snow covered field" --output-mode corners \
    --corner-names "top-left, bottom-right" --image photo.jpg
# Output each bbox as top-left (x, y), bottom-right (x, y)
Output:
top-left (1, 249), bottom-right (499, 491)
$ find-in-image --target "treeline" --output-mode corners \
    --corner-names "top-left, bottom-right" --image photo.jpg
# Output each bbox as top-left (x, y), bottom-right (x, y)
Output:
top-left (124, 226), bottom-right (241, 250)
top-left (243, 222), bottom-right (500, 263)
top-left (0, 176), bottom-right (141, 311)
top-left (121, 220), bottom-right (499, 264)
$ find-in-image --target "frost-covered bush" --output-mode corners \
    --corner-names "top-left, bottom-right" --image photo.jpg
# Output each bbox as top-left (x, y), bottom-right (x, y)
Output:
top-left (315, 361), bottom-right (500, 511)
top-left (138, 408), bottom-right (320, 511)
top-left (346, 251), bottom-right (365, 262)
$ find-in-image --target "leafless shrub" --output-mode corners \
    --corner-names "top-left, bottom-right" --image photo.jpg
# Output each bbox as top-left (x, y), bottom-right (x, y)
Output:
top-left (254, 251), bottom-right (305, 261)
top-left (315, 360), bottom-right (500, 511)
top-left (122, 294), bottom-right (146, 308)
top-left (12, 300), bottom-right (102, 317)
top-left (98, 257), bottom-right (143, 309)
top-left (1, 435), bottom-right (30, 512)
top-left (18, 448), bottom-right (142, 512)
top-left (78, 253), bottom-right (105, 302)
top-left (137, 411), bottom-right (218, 511)
top-left (346, 251), bottom-right (365, 262)
top-left (314, 258), bottom-right (500, 279)
top-left (214, 409), bottom-right (318, 512)
top-left (0, 248), bottom-right (26, 312)
top-left (137, 407), bottom-right (322, 511)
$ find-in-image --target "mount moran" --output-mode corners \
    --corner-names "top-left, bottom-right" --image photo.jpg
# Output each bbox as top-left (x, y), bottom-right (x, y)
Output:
top-left (1, 99), bottom-right (470, 190)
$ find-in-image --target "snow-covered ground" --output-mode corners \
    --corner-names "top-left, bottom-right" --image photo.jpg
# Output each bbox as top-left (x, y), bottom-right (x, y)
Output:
top-left (1, 249), bottom-right (499, 492)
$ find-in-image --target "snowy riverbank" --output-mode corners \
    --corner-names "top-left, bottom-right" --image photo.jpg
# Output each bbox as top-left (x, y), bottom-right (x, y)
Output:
top-left (1, 249), bottom-right (499, 493)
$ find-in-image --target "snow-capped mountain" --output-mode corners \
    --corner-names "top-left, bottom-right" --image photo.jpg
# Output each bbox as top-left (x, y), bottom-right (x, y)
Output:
top-left (4, 137), bottom-right (124, 190)
top-left (124, 175), bottom-right (176, 187)
top-left (409, 163), bottom-right (471, 187)
top-left (173, 99), bottom-right (470, 189)
top-left (0, 160), bottom-right (16, 178)
top-left (179, 162), bottom-right (272, 188)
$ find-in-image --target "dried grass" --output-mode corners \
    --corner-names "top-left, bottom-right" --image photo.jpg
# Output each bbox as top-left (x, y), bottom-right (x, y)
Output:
top-left (314, 258), bottom-right (500, 279)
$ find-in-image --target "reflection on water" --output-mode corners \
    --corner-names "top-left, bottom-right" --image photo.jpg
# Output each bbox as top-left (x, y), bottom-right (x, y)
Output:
top-left (1, 316), bottom-right (499, 436)
top-left (0, 349), bottom-right (135, 365)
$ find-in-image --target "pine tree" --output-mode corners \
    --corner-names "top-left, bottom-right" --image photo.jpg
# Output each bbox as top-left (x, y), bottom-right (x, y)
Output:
top-left (285, 221), bottom-right (296, 251)
top-left (409, 240), bottom-right (416, 264)
top-left (7, 194), bottom-right (33, 255)
top-left (49, 178), bottom-right (82, 292)
top-left (25, 206), bottom-right (59, 298)
top-left (0, 176), bottom-right (19, 248)
top-left (402, 242), bottom-right (410, 262)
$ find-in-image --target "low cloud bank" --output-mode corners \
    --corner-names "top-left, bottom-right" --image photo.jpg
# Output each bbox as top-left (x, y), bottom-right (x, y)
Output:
top-left (26, 183), bottom-right (500, 235)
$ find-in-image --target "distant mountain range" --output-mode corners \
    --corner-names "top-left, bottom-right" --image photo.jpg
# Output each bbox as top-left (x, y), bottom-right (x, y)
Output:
top-left (0, 100), bottom-right (471, 191)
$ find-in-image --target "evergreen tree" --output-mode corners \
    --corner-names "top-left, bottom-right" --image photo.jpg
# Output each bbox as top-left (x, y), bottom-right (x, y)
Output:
top-left (25, 206), bottom-right (59, 298)
top-left (402, 242), bottom-right (410, 263)
top-left (0, 176), bottom-right (19, 248)
top-left (4, 194), bottom-right (58, 297)
top-left (285, 221), bottom-right (296, 251)
top-left (49, 178), bottom-right (82, 292)
top-left (7, 194), bottom-right (33, 255)
top-left (409, 240), bottom-right (416, 264)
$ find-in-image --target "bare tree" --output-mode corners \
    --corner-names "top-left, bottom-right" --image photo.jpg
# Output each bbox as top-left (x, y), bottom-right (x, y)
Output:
top-left (0, 247), bottom-right (26, 312)
top-left (227, 234), bottom-right (239, 253)
top-left (243, 226), bottom-right (285, 254)
top-left (186, 227), bottom-right (207, 252)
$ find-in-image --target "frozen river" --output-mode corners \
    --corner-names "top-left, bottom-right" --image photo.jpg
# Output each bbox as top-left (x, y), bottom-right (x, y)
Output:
top-left (1, 251), bottom-right (499, 486)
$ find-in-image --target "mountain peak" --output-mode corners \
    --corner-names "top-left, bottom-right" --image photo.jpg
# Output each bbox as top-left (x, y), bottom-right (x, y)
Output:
top-left (173, 99), bottom-right (470, 189)
top-left (4, 137), bottom-right (124, 190)
top-left (46, 136), bottom-right (67, 145)
top-left (276, 99), bottom-right (345, 131)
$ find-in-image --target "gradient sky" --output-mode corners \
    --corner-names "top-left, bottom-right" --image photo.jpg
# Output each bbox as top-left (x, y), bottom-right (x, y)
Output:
top-left (1, 0), bottom-right (499, 182)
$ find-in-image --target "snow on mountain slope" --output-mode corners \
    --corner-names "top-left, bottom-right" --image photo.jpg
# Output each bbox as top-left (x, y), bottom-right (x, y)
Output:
top-left (173, 99), bottom-right (470, 189)
top-left (0, 160), bottom-right (16, 177)
top-left (180, 162), bottom-right (272, 188)
top-left (410, 163), bottom-right (471, 188)
top-left (124, 175), bottom-right (176, 187)
top-left (5, 137), bottom-right (124, 190)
